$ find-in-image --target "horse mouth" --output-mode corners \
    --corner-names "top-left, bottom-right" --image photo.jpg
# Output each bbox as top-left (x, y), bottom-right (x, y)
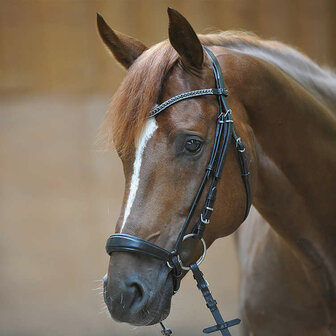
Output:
top-left (103, 268), bottom-right (174, 326)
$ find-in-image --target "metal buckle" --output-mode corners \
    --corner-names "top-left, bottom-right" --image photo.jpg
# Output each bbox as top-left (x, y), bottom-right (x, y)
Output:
top-left (166, 261), bottom-right (174, 269)
top-left (235, 137), bottom-right (242, 148)
top-left (178, 234), bottom-right (207, 271)
top-left (224, 108), bottom-right (232, 118)
top-left (236, 137), bottom-right (246, 152)
top-left (217, 112), bottom-right (224, 123)
top-left (201, 213), bottom-right (210, 224)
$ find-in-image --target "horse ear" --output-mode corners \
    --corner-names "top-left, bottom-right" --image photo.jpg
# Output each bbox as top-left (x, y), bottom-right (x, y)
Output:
top-left (97, 13), bottom-right (148, 69)
top-left (167, 8), bottom-right (203, 69)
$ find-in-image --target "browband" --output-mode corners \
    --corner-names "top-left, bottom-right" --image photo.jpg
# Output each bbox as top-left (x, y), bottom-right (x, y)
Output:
top-left (149, 88), bottom-right (227, 118)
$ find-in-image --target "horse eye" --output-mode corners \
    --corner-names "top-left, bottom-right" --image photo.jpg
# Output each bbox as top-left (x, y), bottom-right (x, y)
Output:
top-left (185, 139), bottom-right (202, 153)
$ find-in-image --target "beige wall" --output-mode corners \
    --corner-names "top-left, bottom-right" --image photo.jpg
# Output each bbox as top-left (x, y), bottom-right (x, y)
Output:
top-left (1, 0), bottom-right (335, 95)
top-left (1, 1), bottom-right (335, 335)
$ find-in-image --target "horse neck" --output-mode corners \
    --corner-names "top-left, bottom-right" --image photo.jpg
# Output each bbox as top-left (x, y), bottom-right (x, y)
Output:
top-left (232, 53), bottom-right (336, 250)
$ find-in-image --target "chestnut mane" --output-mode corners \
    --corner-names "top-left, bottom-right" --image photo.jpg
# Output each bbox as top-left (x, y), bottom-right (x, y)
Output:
top-left (101, 41), bottom-right (179, 157)
top-left (101, 31), bottom-right (336, 157)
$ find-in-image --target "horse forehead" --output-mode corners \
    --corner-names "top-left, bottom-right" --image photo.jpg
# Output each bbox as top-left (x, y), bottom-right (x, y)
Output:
top-left (156, 67), bottom-right (217, 128)
top-left (163, 62), bottom-right (215, 97)
top-left (154, 97), bottom-right (217, 137)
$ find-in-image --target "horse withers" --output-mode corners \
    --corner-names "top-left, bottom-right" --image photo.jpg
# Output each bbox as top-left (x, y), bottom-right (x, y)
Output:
top-left (98, 8), bottom-right (336, 336)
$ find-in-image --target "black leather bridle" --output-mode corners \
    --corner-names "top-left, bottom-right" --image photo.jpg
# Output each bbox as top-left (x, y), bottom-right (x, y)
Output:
top-left (105, 46), bottom-right (251, 336)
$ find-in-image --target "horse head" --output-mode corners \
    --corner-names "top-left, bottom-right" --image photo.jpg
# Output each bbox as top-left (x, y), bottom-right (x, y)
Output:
top-left (98, 8), bottom-right (254, 326)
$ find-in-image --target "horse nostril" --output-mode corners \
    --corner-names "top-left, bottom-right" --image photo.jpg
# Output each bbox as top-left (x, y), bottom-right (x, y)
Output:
top-left (130, 283), bottom-right (143, 303)
top-left (127, 278), bottom-right (147, 314)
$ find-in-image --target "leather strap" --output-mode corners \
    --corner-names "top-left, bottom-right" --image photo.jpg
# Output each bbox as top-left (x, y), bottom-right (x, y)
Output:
top-left (206, 46), bottom-right (251, 220)
top-left (106, 234), bottom-right (171, 262)
top-left (190, 263), bottom-right (241, 335)
top-left (232, 129), bottom-right (251, 220)
top-left (149, 88), bottom-right (226, 118)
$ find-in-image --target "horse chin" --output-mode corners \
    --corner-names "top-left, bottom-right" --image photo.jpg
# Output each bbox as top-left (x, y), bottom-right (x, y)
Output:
top-left (104, 270), bottom-right (174, 326)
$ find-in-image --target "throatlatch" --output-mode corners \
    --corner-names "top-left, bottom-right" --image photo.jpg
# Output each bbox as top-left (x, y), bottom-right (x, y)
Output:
top-left (105, 46), bottom-right (251, 336)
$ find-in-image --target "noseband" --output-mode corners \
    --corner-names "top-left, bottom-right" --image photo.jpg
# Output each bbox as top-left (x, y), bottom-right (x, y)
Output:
top-left (105, 46), bottom-right (251, 335)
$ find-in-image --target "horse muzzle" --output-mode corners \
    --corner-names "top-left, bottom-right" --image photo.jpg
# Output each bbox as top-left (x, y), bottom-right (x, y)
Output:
top-left (103, 254), bottom-right (174, 326)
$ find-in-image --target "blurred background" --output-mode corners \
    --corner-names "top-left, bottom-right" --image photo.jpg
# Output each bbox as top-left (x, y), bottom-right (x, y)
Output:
top-left (1, 1), bottom-right (335, 335)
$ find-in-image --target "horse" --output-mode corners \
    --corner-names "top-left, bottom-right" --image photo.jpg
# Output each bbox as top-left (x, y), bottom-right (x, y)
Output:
top-left (97, 8), bottom-right (336, 336)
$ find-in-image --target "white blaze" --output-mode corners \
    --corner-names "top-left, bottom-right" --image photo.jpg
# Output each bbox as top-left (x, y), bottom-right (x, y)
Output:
top-left (120, 118), bottom-right (158, 233)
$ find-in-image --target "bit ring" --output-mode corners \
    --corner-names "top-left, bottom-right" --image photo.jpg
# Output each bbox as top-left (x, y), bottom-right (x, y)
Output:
top-left (178, 234), bottom-right (207, 271)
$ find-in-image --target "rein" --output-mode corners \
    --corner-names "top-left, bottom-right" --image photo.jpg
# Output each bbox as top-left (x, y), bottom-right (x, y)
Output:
top-left (105, 46), bottom-right (251, 335)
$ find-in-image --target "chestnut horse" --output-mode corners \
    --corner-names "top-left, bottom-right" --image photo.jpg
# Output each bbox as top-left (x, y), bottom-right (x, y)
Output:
top-left (98, 8), bottom-right (336, 336)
